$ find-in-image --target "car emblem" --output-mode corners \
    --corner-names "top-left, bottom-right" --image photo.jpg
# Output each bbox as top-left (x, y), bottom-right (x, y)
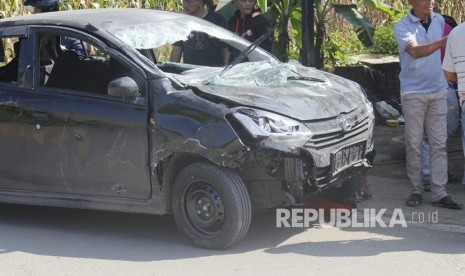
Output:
top-left (337, 114), bottom-right (353, 132)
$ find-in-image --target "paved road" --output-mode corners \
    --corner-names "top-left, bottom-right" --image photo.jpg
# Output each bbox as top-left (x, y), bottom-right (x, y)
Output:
top-left (1, 125), bottom-right (465, 275)
top-left (1, 203), bottom-right (464, 276)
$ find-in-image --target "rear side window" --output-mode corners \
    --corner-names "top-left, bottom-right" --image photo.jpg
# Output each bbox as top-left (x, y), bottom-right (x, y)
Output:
top-left (0, 36), bottom-right (21, 84)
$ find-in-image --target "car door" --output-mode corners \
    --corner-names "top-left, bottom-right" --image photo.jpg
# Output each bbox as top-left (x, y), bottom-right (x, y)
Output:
top-left (0, 27), bottom-right (152, 200)
top-left (0, 29), bottom-right (70, 193)
top-left (58, 91), bottom-right (152, 200)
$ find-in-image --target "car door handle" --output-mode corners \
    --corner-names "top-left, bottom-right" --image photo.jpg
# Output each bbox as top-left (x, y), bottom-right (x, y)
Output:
top-left (32, 112), bottom-right (49, 125)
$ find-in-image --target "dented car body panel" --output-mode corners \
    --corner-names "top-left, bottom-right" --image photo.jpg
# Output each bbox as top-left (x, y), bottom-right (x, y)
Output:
top-left (176, 62), bottom-right (364, 121)
top-left (0, 81), bottom-right (152, 198)
top-left (0, 9), bottom-right (374, 215)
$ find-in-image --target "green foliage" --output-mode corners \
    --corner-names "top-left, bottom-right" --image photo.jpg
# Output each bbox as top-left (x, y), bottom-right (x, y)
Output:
top-left (368, 24), bottom-right (398, 55)
top-left (288, 45), bottom-right (300, 61)
top-left (256, 0), bottom-right (268, 13)
top-left (1, 0), bottom-right (24, 18)
top-left (290, 8), bottom-right (302, 49)
top-left (0, 0), bottom-right (184, 15)
top-left (268, 0), bottom-right (301, 62)
top-left (323, 1), bottom-right (407, 67)
top-left (333, 4), bottom-right (375, 47)
top-left (324, 22), bottom-right (399, 67)
top-left (324, 29), bottom-right (363, 67)
top-left (363, 0), bottom-right (402, 16)
top-left (328, 29), bottom-right (364, 56)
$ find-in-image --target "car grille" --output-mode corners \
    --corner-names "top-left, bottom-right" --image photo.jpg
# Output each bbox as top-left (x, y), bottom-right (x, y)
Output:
top-left (300, 109), bottom-right (371, 187)
top-left (303, 115), bottom-right (370, 151)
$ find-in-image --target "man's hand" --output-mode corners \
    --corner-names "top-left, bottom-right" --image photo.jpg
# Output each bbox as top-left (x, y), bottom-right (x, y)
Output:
top-left (444, 70), bottom-right (457, 83)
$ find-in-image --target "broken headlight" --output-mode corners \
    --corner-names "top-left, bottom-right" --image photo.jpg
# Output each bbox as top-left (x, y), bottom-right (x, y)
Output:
top-left (232, 108), bottom-right (313, 149)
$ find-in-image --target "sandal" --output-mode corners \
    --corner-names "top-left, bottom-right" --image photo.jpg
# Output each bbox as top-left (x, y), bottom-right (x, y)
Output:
top-left (432, 195), bottom-right (463, 209)
top-left (406, 193), bottom-right (422, 207)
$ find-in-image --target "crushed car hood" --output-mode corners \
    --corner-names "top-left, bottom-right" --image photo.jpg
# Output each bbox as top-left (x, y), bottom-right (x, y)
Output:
top-left (174, 61), bottom-right (365, 121)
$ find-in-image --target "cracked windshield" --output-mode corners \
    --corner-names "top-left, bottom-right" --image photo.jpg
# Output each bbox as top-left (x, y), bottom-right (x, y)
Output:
top-left (110, 17), bottom-right (282, 85)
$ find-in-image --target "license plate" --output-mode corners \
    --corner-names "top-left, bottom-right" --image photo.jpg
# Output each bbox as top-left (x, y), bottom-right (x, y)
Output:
top-left (331, 142), bottom-right (366, 175)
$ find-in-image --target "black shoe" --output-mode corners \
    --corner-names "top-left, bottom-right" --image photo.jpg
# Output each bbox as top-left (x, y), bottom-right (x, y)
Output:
top-left (406, 193), bottom-right (422, 207)
top-left (432, 195), bottom-right (463, 209)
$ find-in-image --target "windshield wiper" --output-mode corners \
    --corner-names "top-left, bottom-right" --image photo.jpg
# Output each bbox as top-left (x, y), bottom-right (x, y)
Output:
top-left (218, 26), bottom-right (276, 77)
top-left (287, 75), bottom-right (325, 82)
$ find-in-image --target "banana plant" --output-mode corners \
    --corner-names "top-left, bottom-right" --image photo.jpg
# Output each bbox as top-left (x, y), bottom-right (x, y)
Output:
top-left (333, 0), bottom-right (401, 48)
top-left (266, 0), bottom-right (401, 65)
top-left (268, 0), bottom-right (301, 61)
top-left (312, 0), bottom-right (402, 68)
top-left (1, 0), bottom-right (23, 18)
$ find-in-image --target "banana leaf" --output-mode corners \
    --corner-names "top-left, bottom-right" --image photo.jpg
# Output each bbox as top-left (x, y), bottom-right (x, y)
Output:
top-left (333, 4), bottom-right (374, 47)
top-left (363, 0), bottom-right (402, 17)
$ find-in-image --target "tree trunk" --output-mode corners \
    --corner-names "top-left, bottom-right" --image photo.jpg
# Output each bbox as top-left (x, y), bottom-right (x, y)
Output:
top-left (314, 18), bottom-right (325, 69)
top-left (301, 0), bottom-right (315, 67)
top-left (276, 15), bottom-right (290, 62)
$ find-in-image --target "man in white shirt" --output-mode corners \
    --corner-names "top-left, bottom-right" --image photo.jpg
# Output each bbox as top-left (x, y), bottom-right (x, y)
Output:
top-left (443, 21), bottom-right (465, 199)
top-left (394, 0), bottom-right (462, 209)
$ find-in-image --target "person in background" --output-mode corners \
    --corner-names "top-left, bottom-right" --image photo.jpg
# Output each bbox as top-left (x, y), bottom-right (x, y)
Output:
top-left (228, 0), bottom-right (272, 52)
top-left (24, 0), bottom-right (87, 56)
top-left (25, 0), bottom-right (57, 13)
top-left (421, 2), bottom-right (460, 191)
top-left (442, 8), bottom-right (465, 190)
top-left (170, 0), bottom-right (229, 66)
top-left (394, 0), bottom-right (461, 209)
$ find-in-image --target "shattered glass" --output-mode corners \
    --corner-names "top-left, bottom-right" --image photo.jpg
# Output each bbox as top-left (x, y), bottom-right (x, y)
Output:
top-left (111, 21), bottom-right (193, 49)
top-left (214, 61), bottom-right (288, 86)
top-left (179, 60), bottom-right (328, 88)
top-left (111, 18), bottom-right (258, 51)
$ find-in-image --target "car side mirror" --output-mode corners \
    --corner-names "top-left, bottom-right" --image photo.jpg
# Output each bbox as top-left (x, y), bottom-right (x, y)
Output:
top-left (107, 76), bottom-right (140, 101)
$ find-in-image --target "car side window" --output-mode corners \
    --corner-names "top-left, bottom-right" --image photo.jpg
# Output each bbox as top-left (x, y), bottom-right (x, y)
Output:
top-left (0, 36), bottom-right (21, 84)
top-left (37, 33), bottom-right (143, 101)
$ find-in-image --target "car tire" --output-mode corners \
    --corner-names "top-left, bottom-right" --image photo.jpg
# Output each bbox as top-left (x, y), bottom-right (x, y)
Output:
top-left (389, 135), bottom-right (406, 160)
top-left (171, 162), bottom-right (252, 249)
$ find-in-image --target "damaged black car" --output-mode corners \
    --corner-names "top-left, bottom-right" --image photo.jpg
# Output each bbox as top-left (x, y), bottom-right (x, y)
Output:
top-left (0, 8), bottom-right (374, 249)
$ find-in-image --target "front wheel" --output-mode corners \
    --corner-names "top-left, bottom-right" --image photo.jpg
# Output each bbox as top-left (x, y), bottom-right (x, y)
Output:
top-left (171, 162), bottom-right (251, 249)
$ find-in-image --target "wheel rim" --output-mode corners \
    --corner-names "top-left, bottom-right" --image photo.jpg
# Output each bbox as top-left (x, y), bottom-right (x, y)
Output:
top-left (183, 180), bottom-right (225, 236)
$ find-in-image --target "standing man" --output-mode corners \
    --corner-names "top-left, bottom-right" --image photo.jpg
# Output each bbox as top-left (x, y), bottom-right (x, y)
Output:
top-left (443, 15), bottom-right (465, 190)
top-left (24, 0), bottom-right (87, 56)
top-left (170, 0), bottom-right (229, 66)
top-left (421, 1), bottom-right (460, 192)
top-left (228, 0), bottom-right (273, 53)
top-left (394, 0), bottom-right (462, 209)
